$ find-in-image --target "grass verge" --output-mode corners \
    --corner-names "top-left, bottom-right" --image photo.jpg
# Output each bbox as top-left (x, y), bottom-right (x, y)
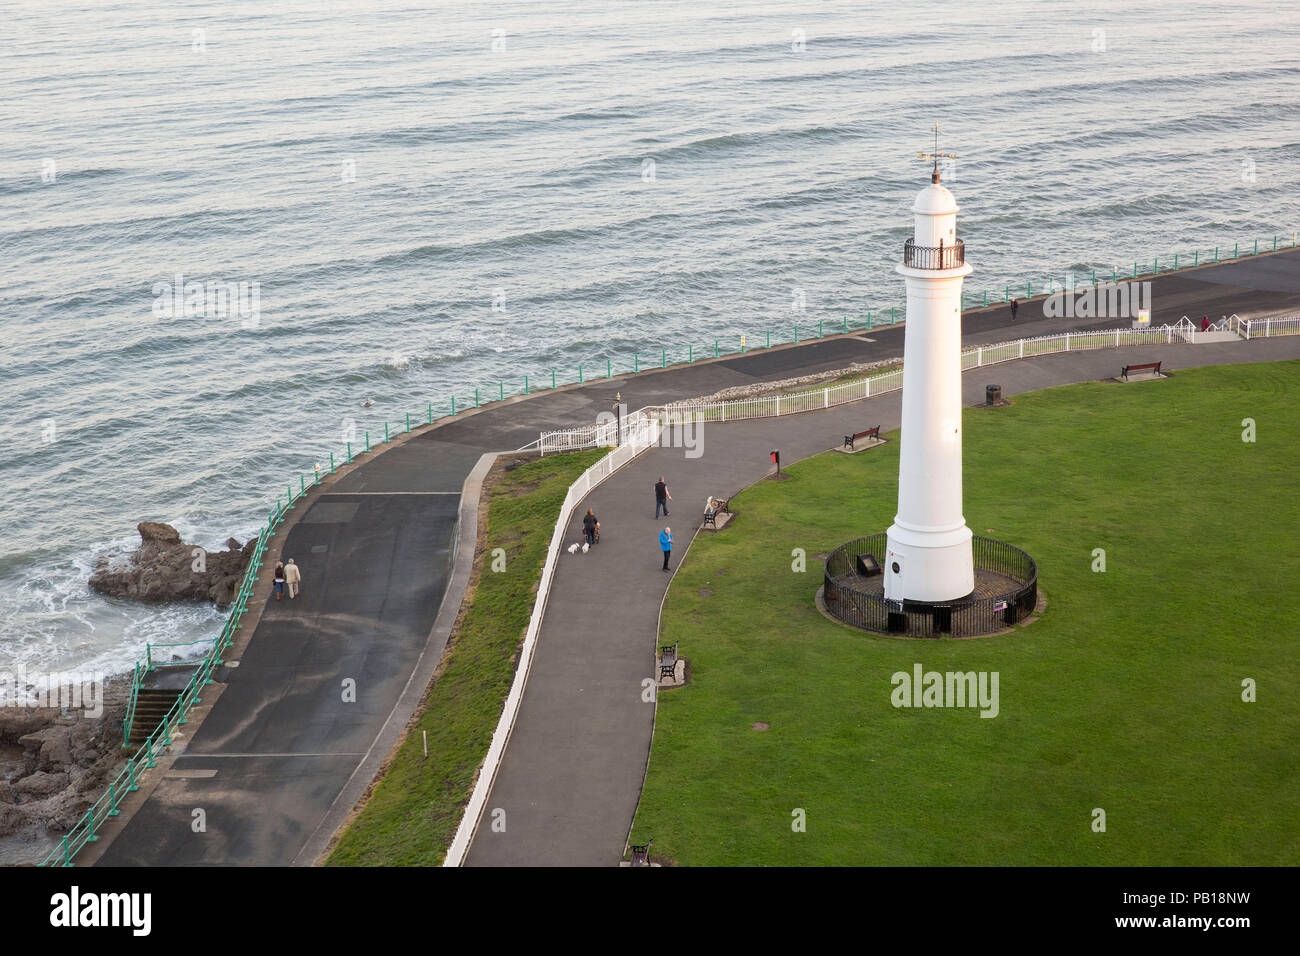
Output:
top-left (326, 447), bottom-right (607, 866)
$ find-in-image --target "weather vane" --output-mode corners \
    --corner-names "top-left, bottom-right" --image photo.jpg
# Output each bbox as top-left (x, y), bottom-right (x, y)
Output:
top-left (917, 123), bottom-right (956, 183)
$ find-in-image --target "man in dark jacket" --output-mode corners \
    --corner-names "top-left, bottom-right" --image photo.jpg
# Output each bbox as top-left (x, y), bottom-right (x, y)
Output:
top-left (654, 477), bottom-right (671, 518)
top-left (582, 508), bottom-right (599, 545)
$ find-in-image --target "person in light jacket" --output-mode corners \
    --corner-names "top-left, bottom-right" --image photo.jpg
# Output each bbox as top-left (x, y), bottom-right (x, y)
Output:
top-left (284, 558), bottom-right (302, 599)
top-left (659, 526), bottom-right (673, 571)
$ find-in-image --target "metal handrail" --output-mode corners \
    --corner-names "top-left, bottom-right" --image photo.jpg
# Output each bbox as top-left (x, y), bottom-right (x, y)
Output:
top-left (120, 663), bottom-right (142, 750)
top-left (903, 238), bottom-right (965, 269)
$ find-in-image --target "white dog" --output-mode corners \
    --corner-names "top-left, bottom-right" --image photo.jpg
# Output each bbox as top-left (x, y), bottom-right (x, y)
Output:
top-left (567, 543), bottom-right (580, 554)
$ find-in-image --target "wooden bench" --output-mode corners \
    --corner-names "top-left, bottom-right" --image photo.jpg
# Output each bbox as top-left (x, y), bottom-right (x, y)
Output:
top-left (659, 642), bottom-right (679, 681)
top-left (629, 839), bottom-right (653, 866)
top-left (843, 425), bottom-right (880, 449)
top-left (703, 496), bottom-right (730, 529)
top-left (1121, 361), bottom-right (1162, 381)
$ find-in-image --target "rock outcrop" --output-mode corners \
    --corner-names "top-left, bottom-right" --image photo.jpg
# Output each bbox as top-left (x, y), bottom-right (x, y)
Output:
top-left (0, 683), bottom-right (129, 843)
top-left (89, 521), bottom-right (255, 607)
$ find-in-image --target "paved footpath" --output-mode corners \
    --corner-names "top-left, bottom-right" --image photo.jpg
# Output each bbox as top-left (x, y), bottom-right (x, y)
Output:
top-left (89, 249), bottom-right (1300, 865)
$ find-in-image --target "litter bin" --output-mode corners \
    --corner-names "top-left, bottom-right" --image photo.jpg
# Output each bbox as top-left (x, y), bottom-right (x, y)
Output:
top-left (985, 384), bottom-right (1002, 406)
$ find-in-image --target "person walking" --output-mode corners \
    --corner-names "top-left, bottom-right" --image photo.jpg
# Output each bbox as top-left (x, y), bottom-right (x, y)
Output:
top-left (1010, 298), bottom-right (1019, 322)
top-left (582, 508), bottom-right (599, 546)
top-left (659, 526), bottom-right (673, 571)
top-left (654, 476), bottom-right (671, 518)
top-left (284, 558), bottom-right (302, 599)
top-left (272, 561), bottom-right (286, 601)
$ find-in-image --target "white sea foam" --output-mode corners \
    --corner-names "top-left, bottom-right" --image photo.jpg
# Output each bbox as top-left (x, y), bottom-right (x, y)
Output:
top-left (0, 527), bottom-right (233, 678)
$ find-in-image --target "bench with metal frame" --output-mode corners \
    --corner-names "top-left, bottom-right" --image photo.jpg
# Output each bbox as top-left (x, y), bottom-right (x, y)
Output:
top-left (1121, 361), bottom-right (1162, 380)
top-left (659, 642), bottom-right (679, 681)
top-left (703, 496), bottom-right (731, 529)
top-left (629, 839), bottom-right (653, 866)
top-left (843, 425), bottom-right (881, 449)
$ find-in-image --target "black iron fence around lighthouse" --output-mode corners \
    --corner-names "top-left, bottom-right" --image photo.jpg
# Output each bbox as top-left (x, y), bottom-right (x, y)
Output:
top-left (823, 534), bottom-right (1037, 638)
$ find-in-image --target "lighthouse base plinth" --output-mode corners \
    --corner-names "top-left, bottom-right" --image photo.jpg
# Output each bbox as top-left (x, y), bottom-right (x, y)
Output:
top-left (823, 533), bottom-right (1037, 638)
top-left (884, 522), bottom-right (974, 602)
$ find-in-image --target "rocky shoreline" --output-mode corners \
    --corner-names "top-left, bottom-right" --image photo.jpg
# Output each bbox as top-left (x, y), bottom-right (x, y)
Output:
top-left (0, 681), bottom-right (131, 855)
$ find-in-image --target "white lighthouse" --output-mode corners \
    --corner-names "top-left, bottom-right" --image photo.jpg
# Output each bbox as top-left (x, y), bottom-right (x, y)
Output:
top-left (883, 161), bottom-right (975, 603)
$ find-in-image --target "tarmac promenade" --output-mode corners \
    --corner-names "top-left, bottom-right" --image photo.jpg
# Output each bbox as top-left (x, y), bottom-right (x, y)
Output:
top-left (88, 248), bottom-right (1300, 866)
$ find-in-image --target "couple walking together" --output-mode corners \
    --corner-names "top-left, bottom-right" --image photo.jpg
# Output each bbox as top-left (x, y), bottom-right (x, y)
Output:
top-left (272, 558), bottom-right (301, 600)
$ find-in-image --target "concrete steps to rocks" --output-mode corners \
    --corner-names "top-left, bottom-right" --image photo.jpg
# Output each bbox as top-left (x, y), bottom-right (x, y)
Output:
top-left (125, 688), bottom-right (183, 747)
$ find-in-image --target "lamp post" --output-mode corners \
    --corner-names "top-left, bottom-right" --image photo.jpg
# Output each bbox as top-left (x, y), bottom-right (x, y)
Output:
top-left (614, 391), bottom-right (623, 447)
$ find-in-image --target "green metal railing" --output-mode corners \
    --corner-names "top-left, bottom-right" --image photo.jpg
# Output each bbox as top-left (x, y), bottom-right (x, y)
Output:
top-left (118, 662), bottom-right (143, 754)
top-left (958, 232), bottom-right (1298, 310)
top-left (144, 639), bottom-right (213, 671)
top-left (409, 230), bottom-right (1296, 418)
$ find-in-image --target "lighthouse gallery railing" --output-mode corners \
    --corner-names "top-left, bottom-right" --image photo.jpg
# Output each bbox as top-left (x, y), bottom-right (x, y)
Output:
top-left (903, 238), bottom-right (965, 269)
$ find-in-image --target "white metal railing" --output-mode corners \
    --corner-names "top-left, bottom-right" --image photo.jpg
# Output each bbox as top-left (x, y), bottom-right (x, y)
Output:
top-left (533, 324), bottom-right (1208, 444)
top-left (655, 367), bottom-right (905, 425)
top-left (538, 409), bottom-right (665, 455)
top-left (444, 412), bottom-right (661, 867)
top-left (1236, 315), bottom-right (1300, 340)
top-left (537, 423), bottom-right (603, 454)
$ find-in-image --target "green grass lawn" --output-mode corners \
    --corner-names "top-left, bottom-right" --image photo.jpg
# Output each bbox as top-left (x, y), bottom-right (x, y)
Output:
top-left (326, 447), bottom-right (607, 866)
top-left (631, 360), bottom-right (1300, 866)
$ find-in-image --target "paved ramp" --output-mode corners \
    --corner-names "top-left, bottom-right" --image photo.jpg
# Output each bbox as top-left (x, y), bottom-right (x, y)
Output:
top-left (96, 483), bottom-right (460, 864)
